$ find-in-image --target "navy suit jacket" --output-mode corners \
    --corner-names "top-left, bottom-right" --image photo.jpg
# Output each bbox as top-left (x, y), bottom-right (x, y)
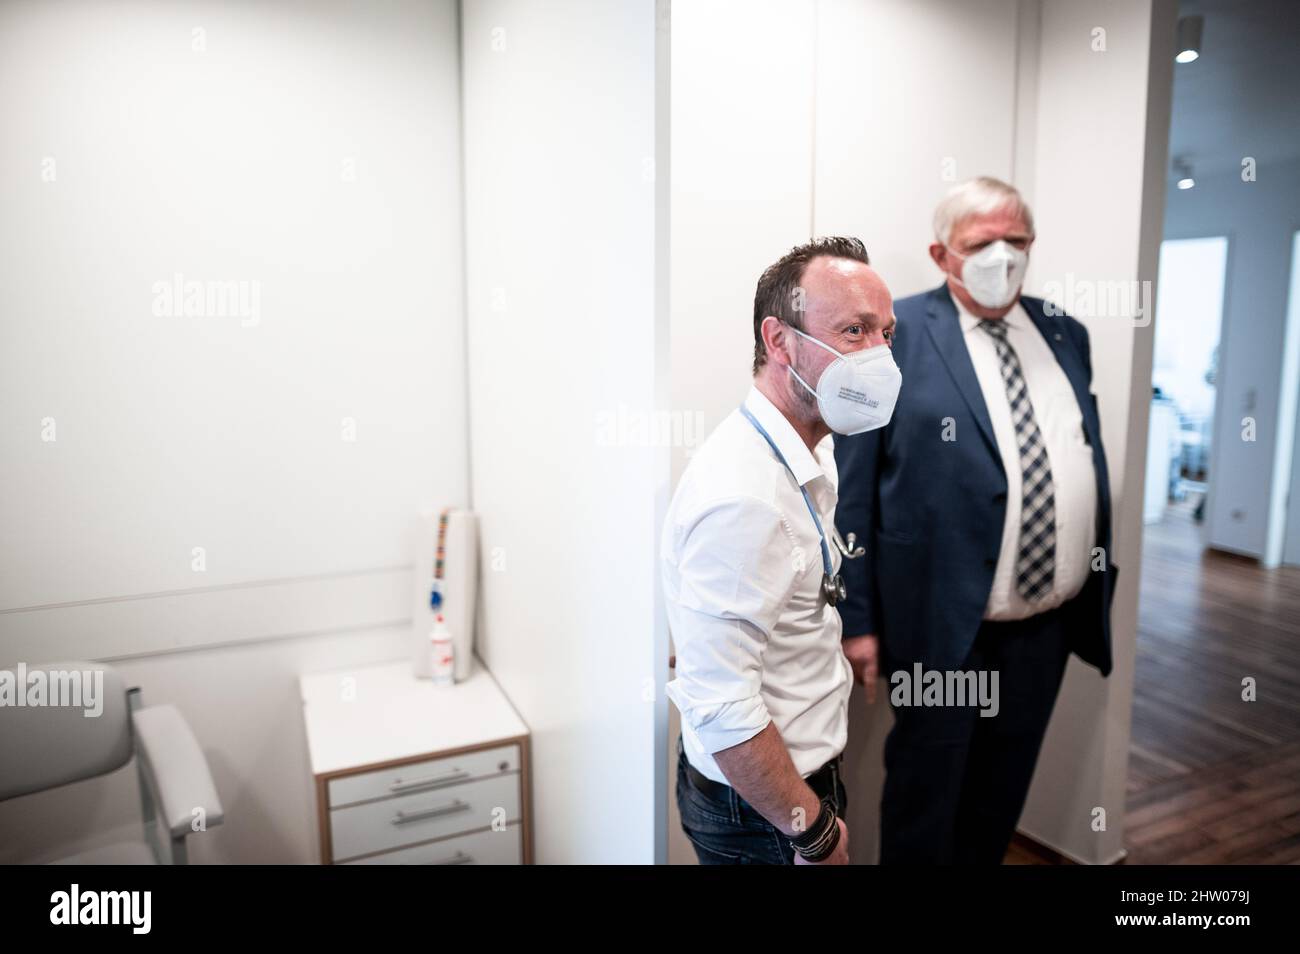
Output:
top-left (833, 284), bottom-right (1116, 676)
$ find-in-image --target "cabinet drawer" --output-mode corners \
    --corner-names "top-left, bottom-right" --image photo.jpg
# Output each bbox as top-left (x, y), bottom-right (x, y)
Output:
top-left (341, 824), bottom-right (523, 865)
top-left (331, 772), bottom-right (520, 861)
top-left (328, 743), bottom-right (520, 807)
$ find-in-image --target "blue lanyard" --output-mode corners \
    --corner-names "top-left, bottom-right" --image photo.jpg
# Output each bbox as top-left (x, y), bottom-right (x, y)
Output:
top-left (739, 405), bottom-right (834, 580)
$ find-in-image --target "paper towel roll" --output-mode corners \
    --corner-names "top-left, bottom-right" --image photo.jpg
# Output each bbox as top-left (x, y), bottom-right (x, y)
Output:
top-left (411, 509), bottom-right (478, 681)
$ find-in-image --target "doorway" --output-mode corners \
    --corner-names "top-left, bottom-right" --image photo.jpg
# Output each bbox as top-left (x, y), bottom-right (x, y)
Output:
top-left (1146, 235), bottom-right (1229, 537)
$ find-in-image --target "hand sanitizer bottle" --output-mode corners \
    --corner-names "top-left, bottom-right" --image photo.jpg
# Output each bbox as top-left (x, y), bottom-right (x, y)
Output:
top-left (431, 614), bottom-right (454, 686)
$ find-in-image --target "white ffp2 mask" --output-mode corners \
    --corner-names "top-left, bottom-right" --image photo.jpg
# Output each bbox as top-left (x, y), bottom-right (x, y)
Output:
top-left (786, 327), bottom-right (902, 435)
top-left (948, 239), bottom-right (1028, 309)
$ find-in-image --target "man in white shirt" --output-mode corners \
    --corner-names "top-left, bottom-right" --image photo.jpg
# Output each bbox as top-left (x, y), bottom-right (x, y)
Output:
top-left (664, 236), bottom-right (899, 865)
top-left (833, 178), bottom-right (1117, 864)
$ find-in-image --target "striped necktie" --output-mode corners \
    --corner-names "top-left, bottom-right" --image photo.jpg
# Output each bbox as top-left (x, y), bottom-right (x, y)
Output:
top-left (980, 319), bottom-right (1056, 602)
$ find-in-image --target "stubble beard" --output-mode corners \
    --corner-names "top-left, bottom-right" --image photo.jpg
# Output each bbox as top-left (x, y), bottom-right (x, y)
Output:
top-left (787, 363), bottom-right (822, 425)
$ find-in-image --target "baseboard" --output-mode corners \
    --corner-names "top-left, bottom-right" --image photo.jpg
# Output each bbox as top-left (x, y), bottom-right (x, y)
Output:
top-left (1012, 830), bottom-right (1128, 865)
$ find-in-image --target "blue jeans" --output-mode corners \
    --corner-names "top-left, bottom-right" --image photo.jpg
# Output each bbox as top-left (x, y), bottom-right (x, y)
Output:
top-left (675, 737), bottom-right (847, 865)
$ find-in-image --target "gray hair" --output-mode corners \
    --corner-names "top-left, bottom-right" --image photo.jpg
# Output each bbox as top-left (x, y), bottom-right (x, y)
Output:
top-left (933, 176), bottom-right (1035, 246)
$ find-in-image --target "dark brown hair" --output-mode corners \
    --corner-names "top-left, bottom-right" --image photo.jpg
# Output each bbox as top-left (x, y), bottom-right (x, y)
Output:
top-left (752, 236), bottom-right (870, 375)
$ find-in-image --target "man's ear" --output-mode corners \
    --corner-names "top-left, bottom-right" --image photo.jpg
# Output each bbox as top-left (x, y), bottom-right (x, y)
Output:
top-left (760, 315), bottom-right (791, 369)
top-left (928, 242), bottom-right (948, 272)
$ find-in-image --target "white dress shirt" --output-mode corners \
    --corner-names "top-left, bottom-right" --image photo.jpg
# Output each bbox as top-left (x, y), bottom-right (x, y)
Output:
top-left (663, 386), bottom-right (852, 784)
top-left (957, 300), bottom-right (1098, 621)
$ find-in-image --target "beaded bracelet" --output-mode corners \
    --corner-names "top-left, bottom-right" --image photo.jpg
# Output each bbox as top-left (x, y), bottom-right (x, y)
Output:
top-left (789, 796), bottom-right (840, 862)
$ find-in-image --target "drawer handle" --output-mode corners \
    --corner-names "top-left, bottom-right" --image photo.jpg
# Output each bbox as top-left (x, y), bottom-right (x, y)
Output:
top-left (391, 800), bottom-right (470, 825)
top-left (389, 769), bottom-right (471, 794)
top-left (429, 851), bottom-right (474, 865)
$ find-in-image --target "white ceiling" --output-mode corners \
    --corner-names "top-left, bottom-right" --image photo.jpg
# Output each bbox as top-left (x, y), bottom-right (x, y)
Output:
top-left (1169, 0), bottom-right (1300, 179)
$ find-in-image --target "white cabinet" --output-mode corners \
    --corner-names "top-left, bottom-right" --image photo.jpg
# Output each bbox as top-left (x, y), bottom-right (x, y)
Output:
top-left (300, 659), bottom-right (532, 864)
top-left (341, 824), bottom-right (524, 865)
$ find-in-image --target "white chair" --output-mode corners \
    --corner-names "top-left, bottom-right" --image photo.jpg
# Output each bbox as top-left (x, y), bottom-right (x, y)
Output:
top-left (0, 660), bottom-right (224, 864)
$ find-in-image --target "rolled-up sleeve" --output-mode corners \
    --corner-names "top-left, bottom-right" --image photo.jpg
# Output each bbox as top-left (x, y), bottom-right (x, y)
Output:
top-left (664, 495), bottom-right (799, 755)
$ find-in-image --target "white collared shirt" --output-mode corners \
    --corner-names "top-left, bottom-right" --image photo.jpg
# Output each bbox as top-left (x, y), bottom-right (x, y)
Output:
top-left (663, 386), bottom-right (852, 784)
top-left (957, 300), bottom-right (1098, 620)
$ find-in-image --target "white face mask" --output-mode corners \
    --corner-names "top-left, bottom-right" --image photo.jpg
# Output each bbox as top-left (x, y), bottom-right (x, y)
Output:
top-left (786, 326), bottom-right (902, 435)
top-left (948, 239), bottom-right (1028, 309)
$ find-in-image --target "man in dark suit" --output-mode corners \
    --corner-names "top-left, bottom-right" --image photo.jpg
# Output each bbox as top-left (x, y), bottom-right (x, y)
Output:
top-left (833, 176), bottom-right (1117, 864)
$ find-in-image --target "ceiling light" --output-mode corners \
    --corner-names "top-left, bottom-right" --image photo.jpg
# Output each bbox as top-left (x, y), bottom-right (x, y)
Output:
top-left (1176, 15), bottom-right (1203, 63)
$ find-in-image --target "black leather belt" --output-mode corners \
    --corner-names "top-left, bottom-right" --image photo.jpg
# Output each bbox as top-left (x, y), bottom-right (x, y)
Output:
top-left (685, 754), bottom-right (842, 805)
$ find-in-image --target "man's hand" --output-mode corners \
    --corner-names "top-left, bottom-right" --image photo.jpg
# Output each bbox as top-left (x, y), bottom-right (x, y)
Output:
top-left (842, 634), bottom-right (880, 704)
top-left (793, 817), bottom-right (849, 865)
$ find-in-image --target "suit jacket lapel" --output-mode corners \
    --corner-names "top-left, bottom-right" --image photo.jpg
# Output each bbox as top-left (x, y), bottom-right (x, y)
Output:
top-left (1021, 298), bottom-right (1104, 451)
top-left (923, 285), bottom-right (1000, 461)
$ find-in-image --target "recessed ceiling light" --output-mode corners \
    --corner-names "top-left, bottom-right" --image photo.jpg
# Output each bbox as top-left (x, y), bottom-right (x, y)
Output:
top-left (1176, 15), bottom-right (1203, 64)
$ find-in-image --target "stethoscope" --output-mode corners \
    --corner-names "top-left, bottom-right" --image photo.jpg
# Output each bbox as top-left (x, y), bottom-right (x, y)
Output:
top-left (739, 405), bottom-right (864, 606)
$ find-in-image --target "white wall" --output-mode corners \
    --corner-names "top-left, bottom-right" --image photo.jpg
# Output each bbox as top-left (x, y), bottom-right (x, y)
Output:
top-left (461, 0), bottom-right (665, 864)
top-left (669, 0), bottom-right (1174, 864)
top-left (1162, 158), bottom-right (1300, 563)
top-left (0, 0), bottom-right (466, 650)
top-left (0, 0), bottom-right (466, 862)
top-left (813, 0), bottom-right (1022, 297)
top-left (670, 0), bottom-right (816, 487)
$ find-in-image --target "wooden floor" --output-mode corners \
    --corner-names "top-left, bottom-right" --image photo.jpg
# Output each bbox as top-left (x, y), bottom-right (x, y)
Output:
top-left (1122, 503), bottom-right (1300, 863)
